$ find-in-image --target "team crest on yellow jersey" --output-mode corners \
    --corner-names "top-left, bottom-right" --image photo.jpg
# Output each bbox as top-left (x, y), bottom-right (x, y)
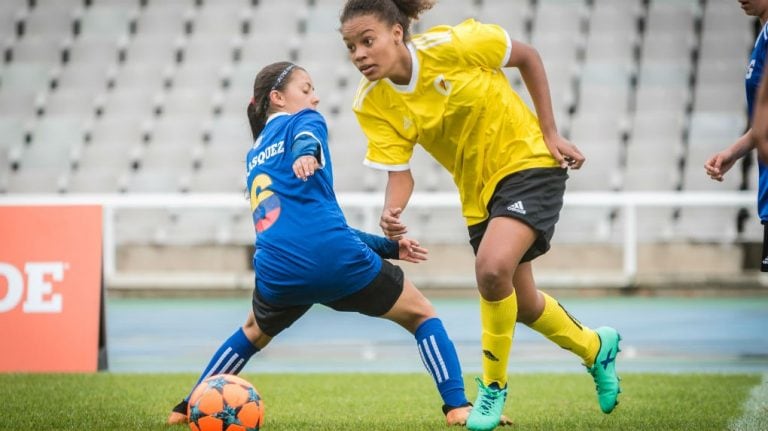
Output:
top-left (434, 74), bottom-right (452, 96)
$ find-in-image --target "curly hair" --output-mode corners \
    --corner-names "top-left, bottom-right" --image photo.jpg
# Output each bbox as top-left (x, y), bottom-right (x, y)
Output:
top-left (340, 0), bottom-right (435, 40)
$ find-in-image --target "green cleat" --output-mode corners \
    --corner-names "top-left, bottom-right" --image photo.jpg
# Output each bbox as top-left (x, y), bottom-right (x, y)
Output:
top-left (587, 326), bottom-right (622, 414)
top-left (467, 377), bottom-right (508, 431)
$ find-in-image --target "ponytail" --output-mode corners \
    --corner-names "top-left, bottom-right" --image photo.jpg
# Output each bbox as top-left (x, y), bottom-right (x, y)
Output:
top-left (246, 97), bottom-right (261, 141)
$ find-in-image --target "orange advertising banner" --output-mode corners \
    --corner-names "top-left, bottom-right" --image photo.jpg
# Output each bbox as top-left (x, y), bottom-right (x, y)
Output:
top-left (0, 206), bottom-right (103, 372)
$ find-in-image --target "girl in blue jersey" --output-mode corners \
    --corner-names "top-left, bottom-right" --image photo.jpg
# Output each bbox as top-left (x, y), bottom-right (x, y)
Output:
top-left (705, 0), bottom-right (768, 270)
top-left (167, 61), bottom-right (477, 426)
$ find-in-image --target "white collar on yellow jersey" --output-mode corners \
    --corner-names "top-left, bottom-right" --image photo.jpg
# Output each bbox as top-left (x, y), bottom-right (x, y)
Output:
top-left (385, 42), bottom-right (419, 94)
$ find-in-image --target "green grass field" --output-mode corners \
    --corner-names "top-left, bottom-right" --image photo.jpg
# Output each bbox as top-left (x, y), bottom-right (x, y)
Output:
top-left (0, 373), bottom-right (760, 430)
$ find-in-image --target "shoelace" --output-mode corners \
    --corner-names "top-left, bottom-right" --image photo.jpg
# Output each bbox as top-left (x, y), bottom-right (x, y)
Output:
top-left (476, 385), bottom-right (502, 414)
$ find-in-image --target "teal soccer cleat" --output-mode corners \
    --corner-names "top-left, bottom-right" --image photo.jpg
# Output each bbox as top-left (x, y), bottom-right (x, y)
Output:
top-left (467, 377), bottom-right (508, 431)
top-left (587, 326), bottom-right (622, 414)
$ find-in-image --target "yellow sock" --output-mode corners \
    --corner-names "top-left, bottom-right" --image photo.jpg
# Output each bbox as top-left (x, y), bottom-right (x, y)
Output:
top-left (480, 293), bottom-right (517, 387)
top-left (528, 292), bottom-right (601, 367)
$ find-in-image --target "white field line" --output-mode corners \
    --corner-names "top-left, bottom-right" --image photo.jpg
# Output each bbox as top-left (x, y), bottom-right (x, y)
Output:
top-left (729, 373), bottom-right (768, 431)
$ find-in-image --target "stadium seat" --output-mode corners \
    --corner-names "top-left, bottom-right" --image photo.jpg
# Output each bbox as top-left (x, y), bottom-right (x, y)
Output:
top-left (408, 144), bottom-right (454, 193)
top-left (699, 29), bottom-right (753, 63)
top-left (5, 34), bottom-right (66, 64)
top-left (696, 59), bottom-right (748, 90)
top-left (0, 61), bottom-right (53, 118)
top-left (622, 163), bottom-right (681, 192)
top-left (188, 164), bottom-right (246, 193)
top-left (630, 111), bottom-right (687, 143)
top-left (78, 3), bottom-right (135, 38)
top-left (402, 206), bottom-right (469, 244)
top-left (645, 0), bottom-right (700, 36)
top-left (534, 0), bottom-right (587, 40)
top-left (702, 0), bottom-right (751, 35)
top-left (634, 85), bottom-right (689, 117)
top-left (250, 2), bottom-right (304, 36)
top-left (682, 111), bottom-right (746, 192)
top-left (7, 116), bottom-right (86, 193)
top-left (567, 112), bottom-right (626, 191)
top-left (192, 2), bottom-right (250, 37)
top-left (416, 0), bottom-right (478, 31)
top-left (583, 27), bottom-right (637, 64)
top-left (140, 117), bottom-right (206, 175)
top-left (162, 87), bottom-right (218, 118)
top-left (21, 1), bottom-right (81, 39)
top-left (41, 86), bottom-right (102, 118)
top-left (238, 32), bottom-right (294, 68)
top-left (295, 32), bottom-right (348, 66)
top-left (693, 84), bottom-right (748, 114)
top-left (67, 164), bottom-right (130, 193)
top-left (476, 0), bottom-right (530, 41)
top-left (613, 207), bottom-right (676, 242)
top-left (590, 0), bottom-right (641, 35)
top-left (674, 207), bottom-right (740, 243)
top-left (554, 207), bottom-right (614, 244)
top-left (0, 0), bottom-right (25, 40)
top-left (642, 32), bottom-right (695, 63)
top-left (114, 208), bottom-right (173, 245)
top-left (164, 209), bottom-right (231, 245)
top-left (0, 116), bottom-right (26, 155)
top-left (133, 0), bottom-right (194, 36)
top-left (120, 33), bottom-right (178, 68)
top-left (326, 112), bottom-right (374, 192)
top-left (302, 3), bottom-right (343, 35)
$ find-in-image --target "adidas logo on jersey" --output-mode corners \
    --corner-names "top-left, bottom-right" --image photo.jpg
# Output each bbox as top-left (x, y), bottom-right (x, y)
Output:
top-left (507, 200), bottom-right (526, 215)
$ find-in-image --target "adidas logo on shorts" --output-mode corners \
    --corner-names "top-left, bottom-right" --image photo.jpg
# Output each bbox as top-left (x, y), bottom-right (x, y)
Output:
top-left (507, 200), bottom-right (526, 215)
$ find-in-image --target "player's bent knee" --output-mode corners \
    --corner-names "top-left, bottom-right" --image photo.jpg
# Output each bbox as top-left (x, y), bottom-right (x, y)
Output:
top-left (242, 312), bottom-right (272, 349)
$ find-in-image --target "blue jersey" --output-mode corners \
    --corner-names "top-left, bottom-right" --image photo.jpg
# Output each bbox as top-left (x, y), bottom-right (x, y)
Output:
top-left (245, 109), bottom-right (381, 306)
top-left (747, 22), bottom-right (768, 221)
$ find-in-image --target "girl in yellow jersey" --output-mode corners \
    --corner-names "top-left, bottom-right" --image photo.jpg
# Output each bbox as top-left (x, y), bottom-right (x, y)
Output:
top-left (339, 1), bottom-right (621, 429)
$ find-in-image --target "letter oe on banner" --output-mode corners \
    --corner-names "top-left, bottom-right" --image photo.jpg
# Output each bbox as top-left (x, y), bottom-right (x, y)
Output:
top-left (0, 206), bottom-right (105, 372)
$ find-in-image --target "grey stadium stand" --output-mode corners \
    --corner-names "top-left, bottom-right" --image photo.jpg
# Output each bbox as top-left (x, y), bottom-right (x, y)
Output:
top-left (0, 0), bottom-right (755, 246)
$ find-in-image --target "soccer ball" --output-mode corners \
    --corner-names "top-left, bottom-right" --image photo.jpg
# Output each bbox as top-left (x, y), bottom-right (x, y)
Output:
top-left (187, 374), bottom-right (265, 431)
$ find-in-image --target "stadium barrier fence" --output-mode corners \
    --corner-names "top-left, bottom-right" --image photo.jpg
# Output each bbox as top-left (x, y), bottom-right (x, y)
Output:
top-left (0, 191), bottom-right (759, 290)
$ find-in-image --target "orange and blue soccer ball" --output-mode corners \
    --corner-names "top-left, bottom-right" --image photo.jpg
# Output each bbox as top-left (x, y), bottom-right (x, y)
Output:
top-left (187, 374), bottom-right (265, 431)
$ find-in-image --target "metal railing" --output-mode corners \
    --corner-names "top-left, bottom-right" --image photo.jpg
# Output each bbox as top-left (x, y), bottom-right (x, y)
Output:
top-left (0, 191), bottom-right (757, 288)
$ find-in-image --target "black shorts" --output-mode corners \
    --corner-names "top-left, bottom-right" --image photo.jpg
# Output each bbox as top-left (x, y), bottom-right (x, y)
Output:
top-left (251, 259), bottom-right (405, 337)
top-left (468, 167), bottom-right (568, 262)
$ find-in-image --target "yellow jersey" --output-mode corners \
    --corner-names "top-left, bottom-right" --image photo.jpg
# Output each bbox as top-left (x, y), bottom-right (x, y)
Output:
top-left (352, 19), bottom-right (559, 226)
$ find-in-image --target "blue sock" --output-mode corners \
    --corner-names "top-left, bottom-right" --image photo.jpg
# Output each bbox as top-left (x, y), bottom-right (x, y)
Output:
top-left (415, 317), bottom-right (468, 408)
top-left (185, 327), bottom-right (260, 401)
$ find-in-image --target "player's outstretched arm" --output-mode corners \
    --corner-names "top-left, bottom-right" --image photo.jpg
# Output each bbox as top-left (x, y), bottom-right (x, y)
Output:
top-left (380, 170), bottom-right (414, 239)
top-left (349, 228), bottom-right (428, 262)
top-left (704, 131), bottom-right (754, 182)
top-left (505, 40), bottom-right (585, 170)
top-left (395, 237), bottom-right (428, 263)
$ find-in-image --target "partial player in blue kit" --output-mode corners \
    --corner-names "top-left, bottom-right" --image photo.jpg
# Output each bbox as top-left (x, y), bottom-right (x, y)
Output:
top-left (705, 0), bottom-right (768, 270)
top-left (166, 61), bottom-right (478, 426)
